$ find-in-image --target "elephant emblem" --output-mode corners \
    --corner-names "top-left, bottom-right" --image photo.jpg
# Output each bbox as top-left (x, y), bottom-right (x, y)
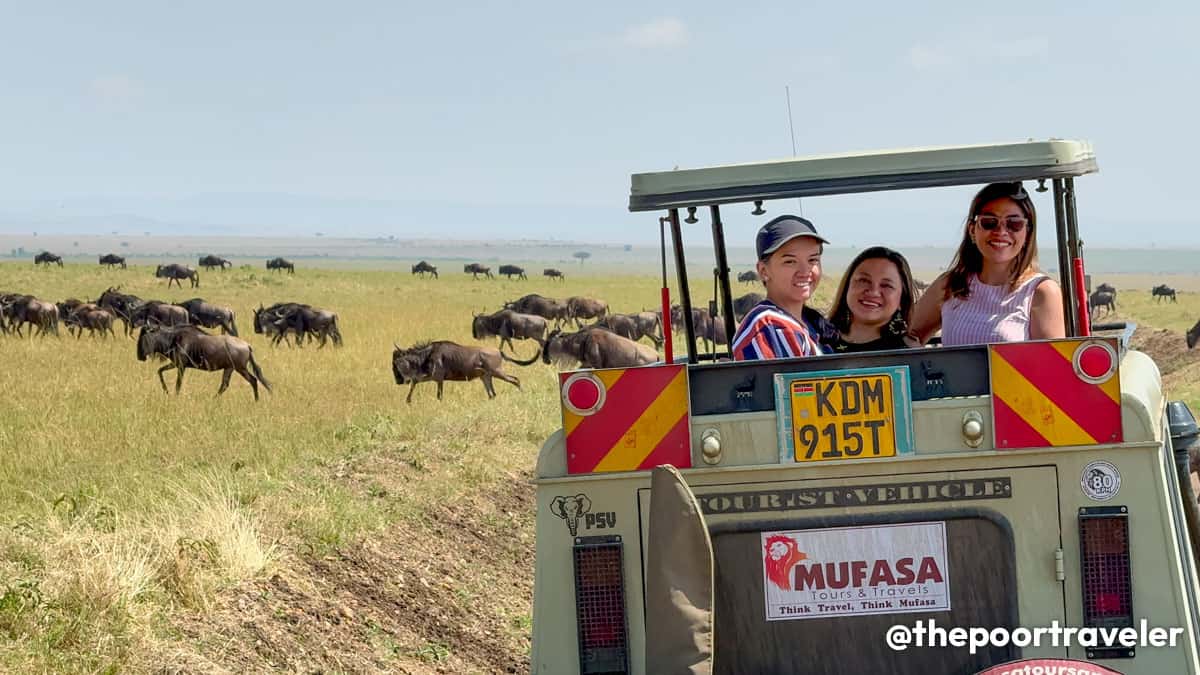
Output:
top-left (550, 494), bottom-right (592, 536)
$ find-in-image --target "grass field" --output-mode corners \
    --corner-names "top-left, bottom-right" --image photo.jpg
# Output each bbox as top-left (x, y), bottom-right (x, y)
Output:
top-left (2, 261), bottom-right (1200, 672)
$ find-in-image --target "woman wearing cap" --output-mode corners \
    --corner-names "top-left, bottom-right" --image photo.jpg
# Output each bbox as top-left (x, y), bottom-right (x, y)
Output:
top-left (827, 246), bottom-right (921, 353)
top-left (910, 182), bottom-right (1065, 345)
top-left (731, 215), bottom-right (839, 361)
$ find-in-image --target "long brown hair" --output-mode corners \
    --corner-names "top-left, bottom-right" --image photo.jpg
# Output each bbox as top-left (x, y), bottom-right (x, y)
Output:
top-left (828, 246), bottom-right (918, 339)
top-left (945, 182), bottom-right (1039, 299)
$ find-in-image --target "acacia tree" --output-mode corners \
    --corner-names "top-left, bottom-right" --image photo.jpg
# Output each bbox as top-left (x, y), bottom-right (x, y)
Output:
top-left (573, 251), bottom-right (591, 265)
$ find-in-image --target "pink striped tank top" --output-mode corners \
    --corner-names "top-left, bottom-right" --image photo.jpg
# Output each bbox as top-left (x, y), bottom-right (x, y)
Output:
top-left (940, 274), bottom-right (1049, 346)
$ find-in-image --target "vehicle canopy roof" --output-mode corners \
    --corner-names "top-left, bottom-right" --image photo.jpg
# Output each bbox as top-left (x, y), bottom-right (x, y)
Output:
top-left (628, 139), bottom-right (1097, 212)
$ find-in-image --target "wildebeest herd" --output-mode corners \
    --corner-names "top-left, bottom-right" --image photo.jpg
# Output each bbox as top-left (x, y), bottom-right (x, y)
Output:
top-left (11, 254), bottom-right (1200, 403)
top-left (1, 279), bottom-right (340, 400)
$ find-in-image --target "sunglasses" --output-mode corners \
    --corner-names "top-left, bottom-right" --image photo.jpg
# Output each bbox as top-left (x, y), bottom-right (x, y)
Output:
top-left (976, 215), bottom-right (1028, 233)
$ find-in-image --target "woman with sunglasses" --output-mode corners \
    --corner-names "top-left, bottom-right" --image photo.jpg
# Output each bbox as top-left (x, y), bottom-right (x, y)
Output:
top-left (910, 182), bottom-right (1065, 345)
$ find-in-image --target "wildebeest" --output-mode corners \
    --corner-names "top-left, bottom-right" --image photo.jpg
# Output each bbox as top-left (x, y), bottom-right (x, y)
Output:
top-left (471, 309), bottom-right (548, 351)
top-left (590, 313), bottom-right (663, 348)
top-left (567, 296), bottom-right (609, 327)
top-left (1089, 290), bottom-right (1116, 319)
top-left (498, 264), bottom-right (528, 280)
top-left (254, 303), bottom-right (342, 348)
top-left (1096, 282), bottom-right (1116, 296)
top-left (34, 252), bottom-right (63, 267)
top-left (198, 254), bottom-right (232, 271)
top-left (98, 287), bottom-right (144, 336)
top-left (99, 253), bottom-right (127, 269)
top-left (464, 263), bottom-right (494, 280)
top-left (266, 257), bottom-right (295, 274)
top-left (1153, 284), bottom-right (1178, 303)
top-left (1188, 319), bottom-right (1200, 349)
top-left (179, 298), bottom-right (238, 336)
top-left (391, 340), bottom-right (537, 403)
top-left (412, 260), bottom-right (439, 278)
top-left (542, 328), bottom-right (658, 369)
top-left (544, 268), bottom-right (565, 281)
top-left (733, 292), bottom-right (764, 323)
top-left (668, 305), bottom-right (728, 350)
top-left (1, 294), bottom-right (59, 337)
top-left (156, 264), bottom-right (200, 289)
top-left (737, 270), bottom-right (759, 285)
top-left (63, 306), bottom-right (115, 339)
top-left (137, 325), bottom-right (272, 400)
top-left (131, 301), bottom-right (191, 328)
top-left (504, 294), bottom-right (570, 325)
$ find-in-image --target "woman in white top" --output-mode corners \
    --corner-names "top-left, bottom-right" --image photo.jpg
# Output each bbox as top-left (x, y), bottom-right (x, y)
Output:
top-left (910, 182), bottom-right (1065, 346)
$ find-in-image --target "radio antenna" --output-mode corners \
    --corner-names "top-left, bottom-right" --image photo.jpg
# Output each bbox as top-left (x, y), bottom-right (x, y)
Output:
top-left (785, 85), bottom-right (804, 217)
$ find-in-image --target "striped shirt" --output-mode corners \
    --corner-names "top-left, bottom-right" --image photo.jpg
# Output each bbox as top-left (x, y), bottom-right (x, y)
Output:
top-left (732, 300), bottom-right (828, 361)
top-left (940, 273), bottom-right (1049, 346)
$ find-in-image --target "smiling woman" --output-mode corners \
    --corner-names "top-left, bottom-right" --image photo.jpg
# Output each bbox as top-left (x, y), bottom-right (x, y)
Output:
top-left (730, 215), bottom-right (839, 360)
top-left (910, 182), bottom-right (1065, 346)
top-left (827, 246), bottom-right (920, 352)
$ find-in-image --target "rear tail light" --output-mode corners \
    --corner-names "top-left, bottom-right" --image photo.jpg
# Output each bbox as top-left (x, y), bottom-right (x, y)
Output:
top-left (573, 534), bottom-right (629, 674)
top-left (1079, 506), bottom-right (1135, 659)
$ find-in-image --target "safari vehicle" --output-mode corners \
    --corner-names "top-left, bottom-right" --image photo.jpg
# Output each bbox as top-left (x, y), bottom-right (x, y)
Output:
top-left (530, 140), bottom-right (1200, 674)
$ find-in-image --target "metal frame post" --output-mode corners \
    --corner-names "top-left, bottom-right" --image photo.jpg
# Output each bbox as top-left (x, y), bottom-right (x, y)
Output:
top-left (1052, 179), bottom-right (1078, 336)
top-left (668, 209), bottom-right (698, 364)
top-left (709, 205), bottom-right (737, 360)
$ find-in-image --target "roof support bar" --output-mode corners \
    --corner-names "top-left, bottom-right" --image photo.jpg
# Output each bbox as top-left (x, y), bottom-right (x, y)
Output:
top-left (1064, 177), bottom-right (1085, 337)
top-left (708, 205), bottom-right (736, 360)
top-left (668, 209), bottom-right (698, 364)
top-left (1052, 179), bottom-right (1078, 336)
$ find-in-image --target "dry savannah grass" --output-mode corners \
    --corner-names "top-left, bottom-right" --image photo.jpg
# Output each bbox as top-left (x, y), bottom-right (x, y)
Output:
top-left (3, 259), bottom-right (1200, 672)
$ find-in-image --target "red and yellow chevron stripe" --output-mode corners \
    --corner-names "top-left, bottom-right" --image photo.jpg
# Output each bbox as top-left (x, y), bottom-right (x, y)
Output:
top-left (989, 339), bottom-right (1123, 449)
top-left (561, 364), bottom-right (691, 474)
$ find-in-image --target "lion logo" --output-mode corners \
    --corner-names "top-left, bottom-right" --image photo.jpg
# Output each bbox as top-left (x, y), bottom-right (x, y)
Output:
top-left (764, 534), bottom-right (807, 591)
top-left (550, 494), bottom-right (592, 536)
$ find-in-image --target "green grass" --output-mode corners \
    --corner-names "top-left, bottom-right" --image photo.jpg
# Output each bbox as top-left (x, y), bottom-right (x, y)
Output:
top-left (0, 260), bottom-right (740, 671)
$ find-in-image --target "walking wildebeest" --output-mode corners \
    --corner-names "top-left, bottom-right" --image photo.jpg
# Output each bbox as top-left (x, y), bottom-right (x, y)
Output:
top-left (737, 270), bottom-right (759, 285)
top-left (1188, 319), bottom-right (1200, 349)
top-left (98, 287), bottom-right (144, 336)
top-left (254, 303), bottom-right (342, 348)
top-left (542, 328), bottom-right (658, 369)
top-left (99, 254), bottom-right (127, 269)
top-left (498, 264), bottom-right (528, 280)
top-left (590, 313), bottom-right (663, 348)
top-left (131, 301), bottom-right (191, 328)
top-left (464, 263), bottom-right (494, 280)
top-left (471, 309), bottom-right (548, 351)
top-left (266, 257), bottom-right (295, 274)
top-left (179, 298), bottom-right (238, 336)
top-left (567, 296), bottom-right (608, 327)
top-left (199, 255), bottom-right (232, 271)
top-left (1089, 290), bottom-right (1116, 319)
top-left (34, 252), bottom-right (63, 267)
top-left (391, 340), bottom-right (538, 403)
top-left (504, 294), bottom-right (570, 325)
top-left (412, 260), bottom-right (439, 278)
top-left (544, 268), bottom-right (565, 281)
top-left (1153, 284), bottom-right (1178, 303)
top-left (1, 294), bottom-right (59, 337)
top-left (155, 263), bottom-right (200, 289)
top-left (61, 305), bottom-right (115, 339)
top-left (137, 325), bottom-right (272, 400)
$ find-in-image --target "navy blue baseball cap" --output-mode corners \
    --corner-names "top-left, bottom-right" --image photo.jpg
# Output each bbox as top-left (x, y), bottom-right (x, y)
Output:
top-left (756, 215), bottom-right (829, 259)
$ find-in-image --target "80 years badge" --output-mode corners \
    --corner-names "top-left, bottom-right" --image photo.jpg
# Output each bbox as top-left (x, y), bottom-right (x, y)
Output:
top-left (1081, 461), bottom-right (1121, 501)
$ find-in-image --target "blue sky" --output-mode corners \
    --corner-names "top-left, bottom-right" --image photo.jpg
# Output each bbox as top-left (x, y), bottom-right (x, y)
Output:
top-left (0, 2), bottom-right (1195, 247)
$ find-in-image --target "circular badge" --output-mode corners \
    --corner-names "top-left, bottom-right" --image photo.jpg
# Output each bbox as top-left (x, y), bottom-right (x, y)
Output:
top-left (1072, 340), bottom-right (1118, 385)
top-left (561, 372), bottom-right (606, 416)
top-left (1081, 460), bottom-right (1121, 501)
